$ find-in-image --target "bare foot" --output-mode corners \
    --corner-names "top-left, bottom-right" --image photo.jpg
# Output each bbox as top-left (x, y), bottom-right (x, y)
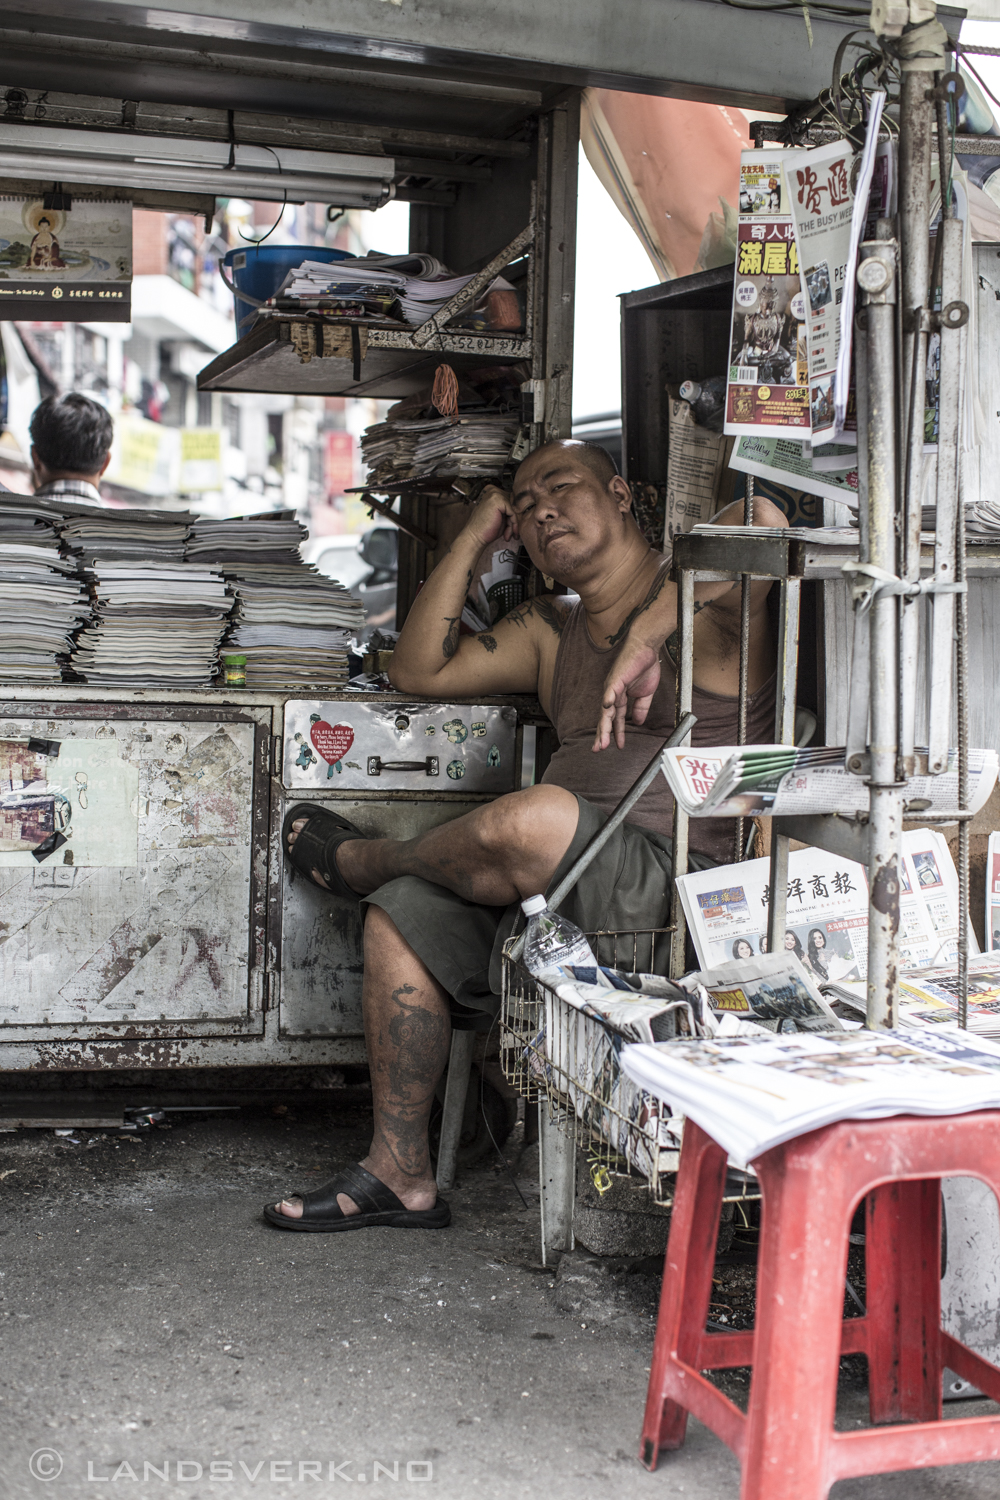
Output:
top-left (273, 1157), bottom-right (438, 1219)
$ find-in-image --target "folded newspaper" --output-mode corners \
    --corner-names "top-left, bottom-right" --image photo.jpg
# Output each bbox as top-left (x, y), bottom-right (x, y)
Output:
top-left (621, 1027), bottom-right (1000, 1168)
top-left (530, 970), bottom-right (695, 1180)
top-left (662, 743), bottom-right (998, 820)
top-left (529, 955), bottom-right (841, 1180)
top-left (678, 951), bottom-right (843, 1034)
top-left (677, 832), bottom-right (975, 975)
top-left (828, 954), bottom-right (1000, 1039)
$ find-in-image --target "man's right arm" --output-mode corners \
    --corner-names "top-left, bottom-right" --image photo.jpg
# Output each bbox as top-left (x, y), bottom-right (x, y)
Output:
top-left (388, 486), bottom-right (542, 698)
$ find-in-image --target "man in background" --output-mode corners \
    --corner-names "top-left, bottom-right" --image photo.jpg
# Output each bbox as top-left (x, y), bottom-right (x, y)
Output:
top-left (30, 392), bottom-right (113, 506)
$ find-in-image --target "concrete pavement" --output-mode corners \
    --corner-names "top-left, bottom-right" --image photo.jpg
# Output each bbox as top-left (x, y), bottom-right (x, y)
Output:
top-left (0, 1087), bottom-right (998, 1500)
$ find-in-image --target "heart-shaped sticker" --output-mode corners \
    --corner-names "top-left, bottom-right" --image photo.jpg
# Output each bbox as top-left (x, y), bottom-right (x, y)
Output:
top-left (309, 721), bottom-right (354, 765)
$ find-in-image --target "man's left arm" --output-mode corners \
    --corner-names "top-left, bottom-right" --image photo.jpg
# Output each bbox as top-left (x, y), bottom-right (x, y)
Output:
top-left (593, 496), bottom-right (788, 751)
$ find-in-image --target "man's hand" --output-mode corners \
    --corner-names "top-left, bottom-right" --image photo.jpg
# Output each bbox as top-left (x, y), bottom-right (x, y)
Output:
top-left (593, 638), bottom-right (662, 752)
top-left (468, 484), bottom-right (519, 549)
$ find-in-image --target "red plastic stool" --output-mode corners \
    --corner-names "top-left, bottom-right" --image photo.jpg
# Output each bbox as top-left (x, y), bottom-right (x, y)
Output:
top-left (641, 1112), bottom-right (1000, 1499)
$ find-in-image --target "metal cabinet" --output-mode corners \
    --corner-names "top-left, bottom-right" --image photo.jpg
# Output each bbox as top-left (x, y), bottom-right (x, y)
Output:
top-left (0, 686), bottom-right (524, 1072)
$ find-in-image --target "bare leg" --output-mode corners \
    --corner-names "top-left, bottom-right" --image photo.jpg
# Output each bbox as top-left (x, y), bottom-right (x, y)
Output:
top-left (275, 906), bottom-right (450, 1219)
top-left (288, 782), bottom-right (579, 904)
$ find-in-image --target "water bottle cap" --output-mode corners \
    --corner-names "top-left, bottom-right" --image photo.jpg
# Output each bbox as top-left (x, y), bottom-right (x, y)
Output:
top-left (520, 894), bottom-right (547, 917)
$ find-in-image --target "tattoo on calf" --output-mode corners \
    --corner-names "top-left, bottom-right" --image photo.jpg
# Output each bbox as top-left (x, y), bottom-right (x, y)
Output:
top-left (374, 983), bottom-right (451, 1179)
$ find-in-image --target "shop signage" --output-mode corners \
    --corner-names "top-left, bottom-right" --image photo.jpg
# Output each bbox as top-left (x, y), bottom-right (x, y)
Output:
top-left (0, 197), bottom-right (132, 321)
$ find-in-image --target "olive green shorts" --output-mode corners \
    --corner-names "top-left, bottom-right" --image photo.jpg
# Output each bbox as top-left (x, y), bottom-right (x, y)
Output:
top-left (361, 794), bottom-right (719, 1030)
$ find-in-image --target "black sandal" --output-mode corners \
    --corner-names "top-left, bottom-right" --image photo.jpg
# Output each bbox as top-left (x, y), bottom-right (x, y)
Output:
top-left (262, 1162), bottom-right (451, 1233)
top-left (282, 803), bottom-right (365, 898)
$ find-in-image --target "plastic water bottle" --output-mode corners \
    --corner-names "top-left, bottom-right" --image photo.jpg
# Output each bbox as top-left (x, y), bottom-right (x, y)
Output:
top-left (679, 375), bottom-right (727, 432)
top-left (520, 894), bottom-right (597, 983)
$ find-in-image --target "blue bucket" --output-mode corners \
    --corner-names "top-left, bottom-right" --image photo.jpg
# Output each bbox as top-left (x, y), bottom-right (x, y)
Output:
top-left (223, 245), bottom-right (351, 335)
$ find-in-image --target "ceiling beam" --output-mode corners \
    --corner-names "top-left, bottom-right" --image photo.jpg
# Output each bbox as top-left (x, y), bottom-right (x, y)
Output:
top-left (0, 0), bottom-right (966, 114)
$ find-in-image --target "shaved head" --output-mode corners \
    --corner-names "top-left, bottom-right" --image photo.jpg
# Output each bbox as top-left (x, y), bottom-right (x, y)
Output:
top-left (517, 438), bottom-right (619, 491)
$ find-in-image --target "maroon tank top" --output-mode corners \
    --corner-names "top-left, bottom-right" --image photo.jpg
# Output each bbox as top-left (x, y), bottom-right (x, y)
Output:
top-left (541, 599), bottom-right (777, 863)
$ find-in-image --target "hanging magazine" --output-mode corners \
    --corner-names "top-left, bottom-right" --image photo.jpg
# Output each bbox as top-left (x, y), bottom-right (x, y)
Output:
top-left (724, 150), bottom-right (810, 439)
top-left (783, 114), bottom-right (893, 451)
top-left (621, 1026), bottom-right (1000, 1168)
top-left (988, 832), bottom-right (1000, 952)
top-left (660, 742), bottom-right (998, 821)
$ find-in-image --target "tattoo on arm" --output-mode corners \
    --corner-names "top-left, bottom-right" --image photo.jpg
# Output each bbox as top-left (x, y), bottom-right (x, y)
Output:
top-left (477, 633), bottom-right (498, 653)
top-left (528, 599), bottom-right (568, 637)
top-left (441, 615), bottom-right (461, 661)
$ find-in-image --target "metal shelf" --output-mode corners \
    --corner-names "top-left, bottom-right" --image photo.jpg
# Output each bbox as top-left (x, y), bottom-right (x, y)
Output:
top-left (196, 315), bottom-right (532, 398)
top-left (674, 526), bottom-right (1000, 582)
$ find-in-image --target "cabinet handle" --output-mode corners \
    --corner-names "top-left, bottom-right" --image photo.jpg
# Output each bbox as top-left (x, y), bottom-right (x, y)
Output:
top-left (366, 756), bottom-right (439, 777)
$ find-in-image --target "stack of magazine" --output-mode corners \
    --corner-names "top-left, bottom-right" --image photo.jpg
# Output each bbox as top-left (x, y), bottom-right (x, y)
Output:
top-left (361, 412), bottom-right (520, 487)
top-left (188, 514), bottom-right (365, 691)
top-left (661, 742), bottom-right (999, 820)
top-left (0, 495), bottom-right (89, 683)
top-left (62, 506), bottom-right (231, 688)
top-left (622, 1026), bottom-right (1000, 1168)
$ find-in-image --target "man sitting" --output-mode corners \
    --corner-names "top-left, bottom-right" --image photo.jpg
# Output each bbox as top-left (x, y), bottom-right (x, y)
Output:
top-left (266, 439), bottom-right (786, 1233)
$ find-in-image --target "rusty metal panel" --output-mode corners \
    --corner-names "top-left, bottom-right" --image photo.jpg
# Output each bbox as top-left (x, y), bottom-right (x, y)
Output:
top-left (282, 698), bottom-right (517, 794)
top-left (0, 709), bottom-right (262, 1033)
top-left (276, 796), bottom-right (489, 1038)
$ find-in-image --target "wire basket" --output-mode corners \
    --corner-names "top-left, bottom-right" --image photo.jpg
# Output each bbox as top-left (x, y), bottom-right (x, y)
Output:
top-left (500, 927), bottom-right (760, 1207)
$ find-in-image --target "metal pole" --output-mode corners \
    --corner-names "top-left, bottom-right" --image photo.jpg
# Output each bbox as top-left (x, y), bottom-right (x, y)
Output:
top-left (734, 479), bottom-right (754, 862)
top-left (956, 484), bottom-right (970, 1028)
top-left (927, 216), bottom-right (964, 773)
top-left (669, 569), bottom-right (696, 978)
top-left (859, 234), bottom-right (901, 1030)
top-left (766, 579), bottom-right (801, 955)
top-left (898, 69), bottom-right (934, 770)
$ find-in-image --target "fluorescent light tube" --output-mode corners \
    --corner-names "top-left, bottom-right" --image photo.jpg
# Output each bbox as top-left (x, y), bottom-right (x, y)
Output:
top-left (0, 124), bottom-right (395, 207)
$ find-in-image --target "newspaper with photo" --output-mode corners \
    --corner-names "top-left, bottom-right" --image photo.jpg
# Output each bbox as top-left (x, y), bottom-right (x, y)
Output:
top-left (661, 742), bottom-right (999, 821)
top-left (675, 833), bottom-right (977, 977)
top-left (829, 954), bottom-right (1000, 1040)
top-left (724, 149), bottom-right (810, 440)
top-left (621, 1025), bottom-right (1000, 1167)
top-left (679, 951), bottom-right (842, 1034)
top-left (782, 108), bottom-right (892, 449)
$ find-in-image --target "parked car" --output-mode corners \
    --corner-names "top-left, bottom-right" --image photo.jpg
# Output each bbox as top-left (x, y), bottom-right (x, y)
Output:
top-left (302, 527), bottom-right (398, 643)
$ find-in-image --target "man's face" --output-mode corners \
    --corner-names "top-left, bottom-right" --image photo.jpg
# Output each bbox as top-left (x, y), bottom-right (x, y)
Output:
top-left (510, 447), bottom-right (629, 584)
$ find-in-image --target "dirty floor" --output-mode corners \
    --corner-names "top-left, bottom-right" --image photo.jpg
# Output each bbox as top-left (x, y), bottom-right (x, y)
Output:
top-left (1, 1088), bottom-right (998, 1500)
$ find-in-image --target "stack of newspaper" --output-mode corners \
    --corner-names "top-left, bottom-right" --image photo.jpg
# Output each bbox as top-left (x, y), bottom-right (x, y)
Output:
top-left (662, 742), bottom-right (999, 820)
top-left (188, 514), bottom-right (364, 690)
top-left (276, 253), bottom-right (512, 329)
top-left (62, 506), bottom-right (231, 688)
top-left (0, 495), bottom-right (89, 683)
top-left (621, 1026), bottom-right (1000, 1168)
top-left (361, 413), bottom-right (520, 487)
top-left (921, 500), bottom-right (1000, 538)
